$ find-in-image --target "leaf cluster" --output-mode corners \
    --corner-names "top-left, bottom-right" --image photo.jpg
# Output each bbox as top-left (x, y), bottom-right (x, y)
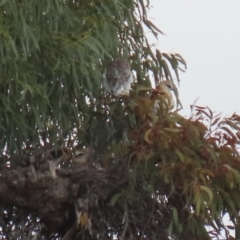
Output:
top-left (0, 0), bottom-right (186, 153)
top-left (124, 96), bottom-right (240, 239)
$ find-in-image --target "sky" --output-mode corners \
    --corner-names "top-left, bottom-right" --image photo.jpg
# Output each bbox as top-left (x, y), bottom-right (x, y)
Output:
top-left (146, 0), bottom-right (240, 237)
top-left (146, 0), bottom-right (240, 118)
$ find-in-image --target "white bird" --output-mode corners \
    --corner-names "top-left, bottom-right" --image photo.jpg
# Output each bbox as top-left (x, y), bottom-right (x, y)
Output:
top-left (103, 59), bottom-right (133, 96)
top-left (152, 80), bottom-right (175, 112)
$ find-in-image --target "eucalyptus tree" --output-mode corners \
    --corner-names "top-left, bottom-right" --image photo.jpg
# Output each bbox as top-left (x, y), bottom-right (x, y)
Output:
top-left (0, 0), bottom-right (239, 240)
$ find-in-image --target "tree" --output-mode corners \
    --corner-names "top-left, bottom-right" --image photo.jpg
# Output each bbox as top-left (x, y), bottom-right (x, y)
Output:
top-left (0, 0), bottom-right (239, 239)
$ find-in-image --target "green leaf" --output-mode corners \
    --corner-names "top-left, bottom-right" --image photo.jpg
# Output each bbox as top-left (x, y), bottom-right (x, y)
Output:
top-left (174, 149), bottom-right (185, 162)
top-left (195, 196), bottom-right (202, 216)
top-left (110, 193), bottom-right (122, 206)
top-left (200, 185), bottom-right (213, 203)
top-left (164, 128), bottom-right (181, 133)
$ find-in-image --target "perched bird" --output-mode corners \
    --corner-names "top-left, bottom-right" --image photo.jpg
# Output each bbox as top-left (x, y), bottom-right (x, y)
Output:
top-left (152, 80), bottom-right (175, 112)
top-left (157, 80), bottom-right (175, 108)
top-left (103, 59), bottom-right (133, 96)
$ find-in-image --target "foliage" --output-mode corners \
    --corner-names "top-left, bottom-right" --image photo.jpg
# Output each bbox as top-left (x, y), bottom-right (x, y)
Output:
top-left (0, 0), bottom-right (185, 153)
top-left (127, 97), bottom-right (240, 239)
top-left (0, 0), bottom-right (239, 240)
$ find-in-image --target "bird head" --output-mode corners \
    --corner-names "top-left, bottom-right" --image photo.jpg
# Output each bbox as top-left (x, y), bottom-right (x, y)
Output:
top-left (157, 80), bottom-right (174, 92)
top-left (73, 148), bottom-right (93, 165)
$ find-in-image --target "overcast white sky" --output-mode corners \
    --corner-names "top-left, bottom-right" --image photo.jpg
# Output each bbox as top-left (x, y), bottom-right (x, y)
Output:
top-left (147, 0), bottom-right (239, 237)
top-left (146, 0), bottom-right (240, 118)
